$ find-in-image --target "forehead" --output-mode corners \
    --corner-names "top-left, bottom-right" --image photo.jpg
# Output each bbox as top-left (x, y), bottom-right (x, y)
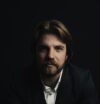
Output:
top-left (38, 34), bottom-right (66, 46)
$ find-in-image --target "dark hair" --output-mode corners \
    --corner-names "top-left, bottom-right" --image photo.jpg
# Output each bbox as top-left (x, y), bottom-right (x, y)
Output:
top-left (31, 20), bottom-right (73, 63)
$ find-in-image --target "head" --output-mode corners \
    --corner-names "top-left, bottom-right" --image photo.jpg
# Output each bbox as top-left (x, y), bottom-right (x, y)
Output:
top-left (32, 20), bottom-right (72, 77)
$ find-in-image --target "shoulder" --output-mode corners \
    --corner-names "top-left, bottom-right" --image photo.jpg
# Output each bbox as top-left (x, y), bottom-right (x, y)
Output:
top-left (64, 64), bottom-right (99, 103)
top-left (67, 63), bottom-right (91, 79)
top-left (7, 65), bottom-right (36, 103)
top-left (65, 63), bottom-right (95, 89)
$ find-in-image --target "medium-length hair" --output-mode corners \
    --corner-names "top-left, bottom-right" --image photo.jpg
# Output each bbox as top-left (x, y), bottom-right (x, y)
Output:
top-left (31, 20), bottom-right (72, 62)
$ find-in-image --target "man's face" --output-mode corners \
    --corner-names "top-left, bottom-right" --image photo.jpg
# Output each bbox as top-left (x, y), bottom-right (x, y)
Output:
top-left (36, 34), bottom-right (68, 77)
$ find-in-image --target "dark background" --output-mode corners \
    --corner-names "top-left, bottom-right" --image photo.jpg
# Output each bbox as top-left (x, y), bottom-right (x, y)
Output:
top-left (3, 0), bottom-right (100, 100)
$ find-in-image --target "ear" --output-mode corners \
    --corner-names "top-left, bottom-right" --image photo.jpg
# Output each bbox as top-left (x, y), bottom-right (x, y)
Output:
top-left (65, 55), bottom-right (68, 60)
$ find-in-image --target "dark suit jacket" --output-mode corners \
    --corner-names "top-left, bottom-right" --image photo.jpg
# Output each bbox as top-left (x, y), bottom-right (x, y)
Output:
top-left (7, 64), bottom-right (99, 104)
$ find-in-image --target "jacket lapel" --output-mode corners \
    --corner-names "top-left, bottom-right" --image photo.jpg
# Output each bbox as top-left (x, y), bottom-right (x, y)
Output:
top-left (23, 70), bottom-right (46, 104)
top-left (31, 77), bottom-right (46, 104)
top-left (55, 67), bottom-right (75, 104)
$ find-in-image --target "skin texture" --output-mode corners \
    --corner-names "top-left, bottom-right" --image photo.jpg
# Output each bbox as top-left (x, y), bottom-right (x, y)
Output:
top-left (36, 34), bottom-right (68, 87)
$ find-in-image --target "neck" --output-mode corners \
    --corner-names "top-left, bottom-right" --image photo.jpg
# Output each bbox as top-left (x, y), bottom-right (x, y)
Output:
top-left (41, 73), bottom-right (60, 88)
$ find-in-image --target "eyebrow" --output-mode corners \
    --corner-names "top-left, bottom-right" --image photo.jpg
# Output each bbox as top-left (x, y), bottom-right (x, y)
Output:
top-left (38, 44), bottom-right (65, 48)
top-left (54, 45), bottom-right (65, 49)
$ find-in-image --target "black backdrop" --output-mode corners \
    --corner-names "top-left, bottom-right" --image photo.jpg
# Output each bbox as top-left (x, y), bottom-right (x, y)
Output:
top-left (3, 0), bottom-right (100, 100)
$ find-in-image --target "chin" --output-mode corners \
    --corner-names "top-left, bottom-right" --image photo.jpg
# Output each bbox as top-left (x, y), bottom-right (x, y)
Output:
top-left (43, 67), bottom-right (62, 77)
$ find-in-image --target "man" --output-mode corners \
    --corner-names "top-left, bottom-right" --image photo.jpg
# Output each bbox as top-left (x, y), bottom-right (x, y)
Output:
top-left (8, 20), bottom-right (99, 104)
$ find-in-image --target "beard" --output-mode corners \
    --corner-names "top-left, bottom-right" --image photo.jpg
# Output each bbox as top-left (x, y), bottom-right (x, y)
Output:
top-left (38, 60), bottom-right (65, 77)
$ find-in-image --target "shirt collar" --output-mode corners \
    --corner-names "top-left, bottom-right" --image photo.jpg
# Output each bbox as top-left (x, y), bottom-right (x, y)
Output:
top-left (43, 69), bottom-right (63, 92)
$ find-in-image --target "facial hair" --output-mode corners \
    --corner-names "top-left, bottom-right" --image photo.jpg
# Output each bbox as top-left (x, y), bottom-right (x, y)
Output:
top-left (39, 59), bottom-right (65, 77)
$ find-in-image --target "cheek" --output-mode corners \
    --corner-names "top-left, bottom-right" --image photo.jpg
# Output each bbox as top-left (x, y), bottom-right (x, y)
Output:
top-left (37, 52), bottom-right (47, 61)
top-left (58, 54), bottom-right (68, 64)
top-left (61, 56), bottom-right (67, 62)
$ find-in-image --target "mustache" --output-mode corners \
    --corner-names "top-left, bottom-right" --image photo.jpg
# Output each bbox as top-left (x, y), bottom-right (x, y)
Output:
top-left (44, 60), bottom-right (58, 67)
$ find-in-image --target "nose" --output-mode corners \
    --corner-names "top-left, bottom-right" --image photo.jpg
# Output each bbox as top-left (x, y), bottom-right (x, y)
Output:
top-left (47, 48), bottom-right (54, 59)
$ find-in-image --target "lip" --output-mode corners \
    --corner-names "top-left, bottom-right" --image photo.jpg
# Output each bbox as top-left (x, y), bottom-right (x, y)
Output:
top-left (46, 64), bottom-right (54, 67)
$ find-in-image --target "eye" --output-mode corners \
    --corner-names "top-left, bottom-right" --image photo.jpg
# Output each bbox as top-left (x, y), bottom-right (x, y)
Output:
top-left (38, 45), bottom-right (48, 52)
top-left (55, 46), bottom-right (64, 52)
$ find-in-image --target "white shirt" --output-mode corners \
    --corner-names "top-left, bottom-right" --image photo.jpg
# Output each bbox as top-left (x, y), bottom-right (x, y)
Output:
top-left (43, 70), bottom-right (63, 104)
